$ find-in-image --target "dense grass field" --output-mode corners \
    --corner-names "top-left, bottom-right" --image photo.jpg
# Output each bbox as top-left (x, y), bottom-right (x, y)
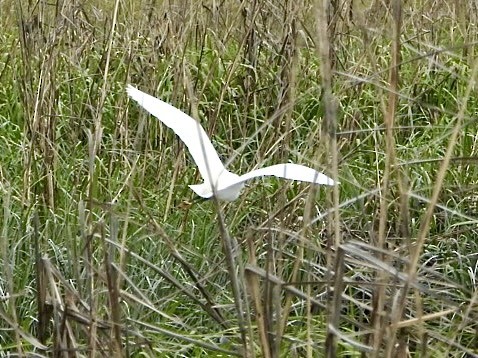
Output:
top-left (0, 0), bottom-right (477, 356)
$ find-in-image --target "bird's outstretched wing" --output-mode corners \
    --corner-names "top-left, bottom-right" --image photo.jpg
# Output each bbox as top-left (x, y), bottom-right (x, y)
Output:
top-left (235, 163), bottom-right (336, 186)
top-left (126, 85), bottom-right (225, 183)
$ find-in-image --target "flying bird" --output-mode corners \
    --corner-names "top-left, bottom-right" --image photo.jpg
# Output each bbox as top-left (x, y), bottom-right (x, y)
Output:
top-left (126, 85), bottom-right (336, 201)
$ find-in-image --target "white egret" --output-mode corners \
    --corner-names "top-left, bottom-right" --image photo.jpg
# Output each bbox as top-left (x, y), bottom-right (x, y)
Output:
top-left (126, 85), bottom-right (336, 201)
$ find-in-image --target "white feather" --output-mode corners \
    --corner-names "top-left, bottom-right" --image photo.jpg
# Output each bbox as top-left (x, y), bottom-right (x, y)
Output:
top-left (127, 85), bottom-right (337, 201)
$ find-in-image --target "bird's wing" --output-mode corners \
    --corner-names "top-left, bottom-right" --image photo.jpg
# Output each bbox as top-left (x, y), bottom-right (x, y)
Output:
top-left (235, 163), bottom-right (336, 186)
top-left (126, 85), bottom-right (226, 183)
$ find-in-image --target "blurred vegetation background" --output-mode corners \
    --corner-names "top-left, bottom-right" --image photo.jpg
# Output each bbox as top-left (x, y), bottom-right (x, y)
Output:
top-left (0, 0), bottom-right (477, 356)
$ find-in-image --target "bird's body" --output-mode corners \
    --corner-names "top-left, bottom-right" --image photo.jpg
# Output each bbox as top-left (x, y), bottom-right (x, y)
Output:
top-left (126, 85), bottom-right (336, 201)
top-left (189, 171), bottom-right (244, 201)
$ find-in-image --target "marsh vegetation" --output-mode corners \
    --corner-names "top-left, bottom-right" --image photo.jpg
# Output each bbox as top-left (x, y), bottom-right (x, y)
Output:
top-left (0, 0), bottom-right (477, 356)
